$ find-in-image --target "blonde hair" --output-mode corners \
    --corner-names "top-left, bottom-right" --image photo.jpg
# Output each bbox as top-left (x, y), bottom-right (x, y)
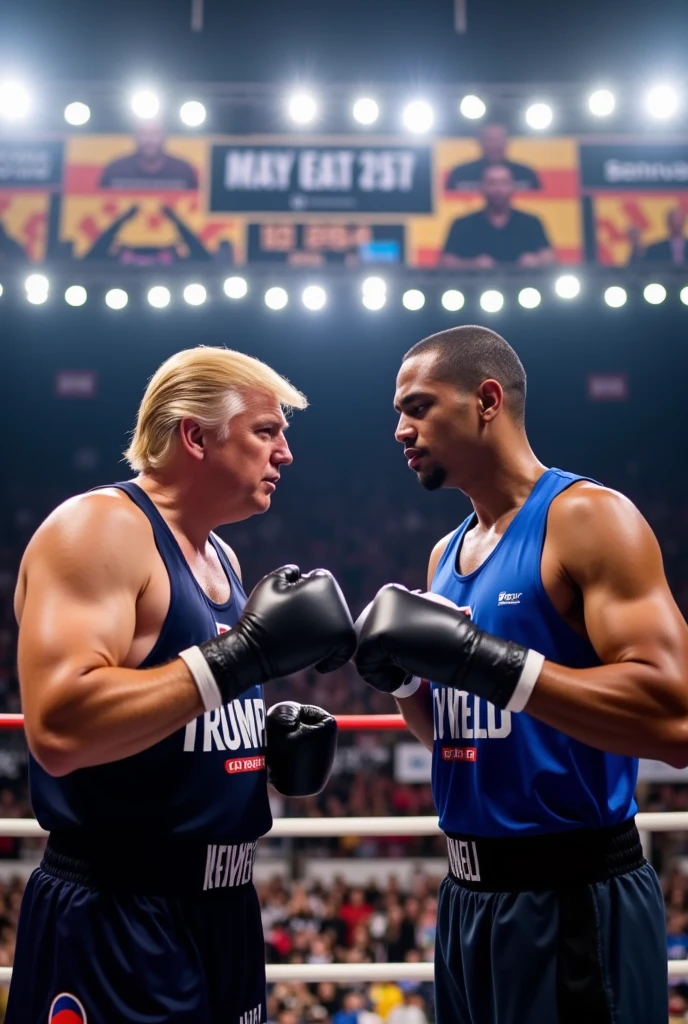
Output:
top-left (124, 346), bottom-right (308, 472)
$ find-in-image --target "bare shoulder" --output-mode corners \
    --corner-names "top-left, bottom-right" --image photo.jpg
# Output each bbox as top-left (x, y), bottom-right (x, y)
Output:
top-left (548, 481), bottom-right (661, 583)
top-left (213, 534), bottom-right (242, 582)
top-left (16, 491), bottom-right (153, 617)
top-left (427, 530), bottom-right (456, 588)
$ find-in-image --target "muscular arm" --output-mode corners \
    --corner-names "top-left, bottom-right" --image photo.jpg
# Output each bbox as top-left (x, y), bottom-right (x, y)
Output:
top-left (393, 533), bottom-right (453, 751)
top-left (527, 485), bottom-right (688, 765)
top-left (15, 495), bottom-right (204, 777)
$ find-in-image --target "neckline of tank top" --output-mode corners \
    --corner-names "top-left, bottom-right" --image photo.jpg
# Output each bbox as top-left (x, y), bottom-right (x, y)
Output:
top-left (115, 481), bottom-right (237, 612)
top-left (451, 467), bottom-right (554, 583)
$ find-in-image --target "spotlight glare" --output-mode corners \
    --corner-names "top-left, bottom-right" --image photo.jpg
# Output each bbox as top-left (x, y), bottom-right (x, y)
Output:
top-left (0, 284), bottom-right (3, 298)
top-left (147, 286), bottom-right (171, 308)
top-left (288, 93), bottom-right (317, 125)
top-left (0, 80), bottom-right (31, 121)
top-left (223, 276), bottom-right (248, 299)
top-left (183, 283), bottom-right (207, 306)
top-left (402, 289), bottom-right (425, 311)
top-left (525, 102), bottom-right (553, 130)
top-left (353, 97), bottom-right (379, 125)
top-left (265, 287), bottom-right (288, 310)
top-left (105, 288), bottom-right (128, 310)
top-left (441, 289), bottom-right (465, 312)
top-left (362, 292), bottom-right (386, 311)
top-left (64, 101), bottom-right (91, 126)
top-left (362, 276), bottom-right (386, 295)
top-left (604, 286), bottom-right (627, 308)
top-left (480, 290), bottom-right (504, 313)
top-left (646, 84), bottom-right (679, 120)
top-left (65, 285), bottom-right (87, 307)
top-left (460, 95), bottom-right (486, 120)
top-left (27, 290), bottom-right (48, 305)
top-left (555, 274), bottom-right (581, 299)
top-left (518, 287), bottom-right (541, 309)
top-left (680, 286), bottom-right (688, 306)
top-left (180, 101), bottom-right (206, 127)
top-left (588, 89), bottom-right (615, 117)
top-left (403, 100), bottom-right (434, 134)
top-left (132, 89), bottom-right (160, 120)
top-left (643, 283), bottom-right (666, 305)
top-left (25, 273), bottom-right (49, 294)
top-left (302, 285), bottom-right (326, 310)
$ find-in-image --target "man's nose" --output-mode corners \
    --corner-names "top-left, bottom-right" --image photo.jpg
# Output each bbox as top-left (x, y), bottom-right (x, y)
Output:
top-left (395, 416), bottom-right (416, 445)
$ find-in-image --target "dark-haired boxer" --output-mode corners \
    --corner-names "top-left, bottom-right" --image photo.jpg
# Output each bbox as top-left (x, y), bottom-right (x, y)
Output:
top-left (9, 347), bottom-right (355, 1024)
top-left (356, 325), bottom-right (688, 1024)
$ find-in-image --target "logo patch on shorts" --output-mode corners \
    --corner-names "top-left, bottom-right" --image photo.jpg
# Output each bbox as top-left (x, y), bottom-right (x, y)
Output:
top-left (225, 755), bottom-right (266, 774)
top-left (49, 993), bottom-right (87, 1024)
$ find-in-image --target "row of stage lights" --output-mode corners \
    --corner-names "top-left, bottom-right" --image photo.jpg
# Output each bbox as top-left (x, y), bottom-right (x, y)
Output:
top-left (8, 274), bottom-right (688, 312)
top-left (0, 81), bottom-right (683, 132)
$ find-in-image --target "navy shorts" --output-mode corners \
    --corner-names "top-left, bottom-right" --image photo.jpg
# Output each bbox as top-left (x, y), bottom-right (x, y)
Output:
top-left (435, 820), bottom-right (668, 1024)
top-left (5, 833), bottom-right (266, 1024)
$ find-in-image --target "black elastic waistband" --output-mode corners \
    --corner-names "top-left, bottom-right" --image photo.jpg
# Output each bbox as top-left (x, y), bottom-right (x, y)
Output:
top-left (42, 831), bottom-right (258, 897)
top-left (445, 817), bottom-right (645, 892)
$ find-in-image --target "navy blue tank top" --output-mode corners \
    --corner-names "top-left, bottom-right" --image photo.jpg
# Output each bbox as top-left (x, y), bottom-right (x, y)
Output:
top-left (430, 468), bottom-right (638, 838)
top-left (29, 482), bottom-right (272, 843)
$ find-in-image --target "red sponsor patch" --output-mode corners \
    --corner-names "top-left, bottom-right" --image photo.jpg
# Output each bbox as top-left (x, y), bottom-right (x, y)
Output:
top-left (441, 747), bottom-right (477, 762)
top-left (224, 756), bottom-right (266, 774)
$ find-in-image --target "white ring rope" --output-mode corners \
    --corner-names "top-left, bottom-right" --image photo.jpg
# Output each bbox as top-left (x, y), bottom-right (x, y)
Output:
top-left (0, 813), bottom-right (687, 984)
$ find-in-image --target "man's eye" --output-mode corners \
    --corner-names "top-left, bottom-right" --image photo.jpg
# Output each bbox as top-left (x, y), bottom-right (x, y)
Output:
top-left (412, 405), bottom-right (427, 416)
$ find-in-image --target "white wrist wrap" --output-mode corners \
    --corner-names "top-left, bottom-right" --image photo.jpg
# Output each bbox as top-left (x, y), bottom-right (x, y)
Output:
top-left (392, 675), bottom-right (423, 699)
top-left (504, 649), bottom-right (545, 713)
top-left (179, 646), bottom-right (223, 713)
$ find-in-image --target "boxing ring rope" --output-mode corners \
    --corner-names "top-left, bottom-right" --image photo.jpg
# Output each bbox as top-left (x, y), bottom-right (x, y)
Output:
top-left (0, 713), bottom-right (688, 982)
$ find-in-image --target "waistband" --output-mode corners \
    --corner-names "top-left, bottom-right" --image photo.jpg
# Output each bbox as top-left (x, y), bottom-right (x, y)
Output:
top-left (42, 831), bottom-right (258, 897)
top-left (445, 817), bottom-right (645, 892)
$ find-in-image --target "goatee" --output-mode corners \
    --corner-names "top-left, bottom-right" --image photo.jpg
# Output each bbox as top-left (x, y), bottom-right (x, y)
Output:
top-left (419, 464), bottom-right (447, 491)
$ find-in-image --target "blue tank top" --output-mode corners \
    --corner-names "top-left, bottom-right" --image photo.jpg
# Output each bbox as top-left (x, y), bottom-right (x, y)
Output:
top-left (430, 468), bottom-right (638, 838)
top-left (29, 482), bottom-right (272, 843)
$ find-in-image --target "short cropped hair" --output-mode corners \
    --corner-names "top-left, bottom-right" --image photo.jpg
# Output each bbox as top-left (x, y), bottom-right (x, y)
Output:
top-left (403, 325), bottom-right (527, 424)
top-left (124, 346), bottom-right (307, 472)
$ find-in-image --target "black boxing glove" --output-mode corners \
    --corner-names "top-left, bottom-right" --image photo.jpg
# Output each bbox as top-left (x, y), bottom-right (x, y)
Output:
top-left (265, 701), bottom-right (337, 797)
top-left (180, 566), bottom-right (355, 712)
top-left (354, 585), bottom-right (545, 712)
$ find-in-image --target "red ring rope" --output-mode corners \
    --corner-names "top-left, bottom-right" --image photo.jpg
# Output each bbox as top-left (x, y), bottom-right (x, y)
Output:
top-left (0, 713), bottom-right (407, 731)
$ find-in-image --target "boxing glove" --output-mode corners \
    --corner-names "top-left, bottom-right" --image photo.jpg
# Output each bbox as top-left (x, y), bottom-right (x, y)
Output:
top-left (180, 566), bottom-right (356, 712)
top-left (266, 701), bottom-right (337, 797)
top-left (354, 585), bottom-right (544, 712)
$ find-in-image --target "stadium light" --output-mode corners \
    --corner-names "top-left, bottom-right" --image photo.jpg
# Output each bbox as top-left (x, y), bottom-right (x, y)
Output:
top-left (0, 80), bottom-right (30, 121)
top-left (223, 276), bottom-right (248, 299)
top-left (265, 287), bottom-right (288, 310)
top-left (604, 286), bottom-right (627, 308)
top-left (646, 84), bottom-right (679, 120)
top-left (147, 286), bottom-right (171, 308)
top-left (105, 288), bottom-right (128, 310)
top-left (353, 98), bottom-right (379, 125)
top-left (459, 95), bottom-right (486, 120)
top-left (525, 102), bottom-right (553, 130)
top-left (480, 290), bottom-right (504, 313)
top-left (362, 292), bottom-right (386, 310)
top-left (555, 274), bottom-right (581, 299)
top-left (518, 287), bottom-right (541, 309)
top-left (288, 93), bottom-right (317, 125)
top-left (588, 90), bottom-right (615, 117)
top-left (402, 289), bottom-right (425, 311)
top-left (302, 285), bottom-right (326, 310)
top-left (0, 284), bottom-right (3, 298)
top-left (183, 283), bottom-right (207, 306)
top-left (441, 289), bottom-right (465, 311)
top-left (65, 286), bottom-right (87, 307)
top-left (27, 290), bottom-right (48, 305)
top-left (132, 90), bottom-right (160, 120)
top-left (25, 273), bottom-right (49, 294)
top-left (180, 101), bottom-right (206, 127)
top-left (403, 100), bottom-right (434, 134)
top-left (680, 286), bottom-right (688, 306)
top-left (362, 276), bottom-right (386, 296)
top-left (64, 102), bottom-right (91, 126)
top-left (643, 283), bottom-right (666, 305)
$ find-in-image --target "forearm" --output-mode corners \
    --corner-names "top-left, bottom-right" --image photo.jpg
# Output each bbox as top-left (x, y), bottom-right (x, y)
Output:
top-left (527, 660), bottom-right (688, 764)
top-left (395, 683), bottom-right (434, 752)
top-left (27, 659), bottom-right (204, 775)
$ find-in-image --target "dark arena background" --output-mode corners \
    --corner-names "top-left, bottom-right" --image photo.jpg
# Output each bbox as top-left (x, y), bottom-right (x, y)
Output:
top-left (1, 0), bottom-right (688, 1020)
